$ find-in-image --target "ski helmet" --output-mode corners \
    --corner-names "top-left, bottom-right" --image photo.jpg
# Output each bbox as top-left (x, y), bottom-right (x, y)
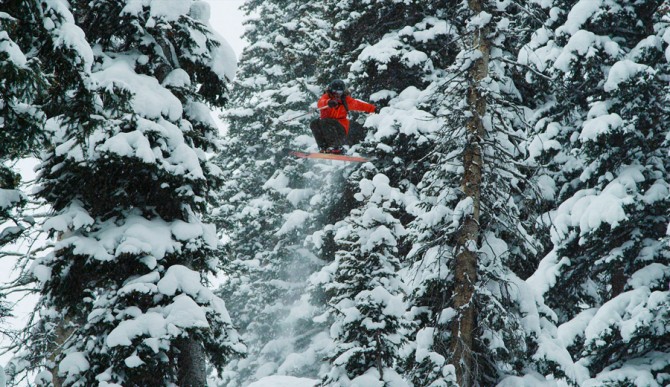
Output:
top-left (327, 79), bottom-right (346, 95)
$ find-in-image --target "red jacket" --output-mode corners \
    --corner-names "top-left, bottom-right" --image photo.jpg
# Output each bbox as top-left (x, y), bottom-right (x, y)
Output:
top-left (317, 93), bottom-right (376, 134)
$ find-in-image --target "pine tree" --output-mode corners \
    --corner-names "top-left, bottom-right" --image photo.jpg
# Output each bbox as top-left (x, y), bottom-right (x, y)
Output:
top-left (304, 0), bottom-right (462, 385)
top-left (404, 1), bottom-right (549, 385)
top-left (214, 1), bottom-right (337, 385)
top-left (0, 2), bottom-right (47, 247)
top-left (319, 174), bottom-right (413, 386)
top-left (523, 0), bottom-right (670, 385)
top-left (10, 1), bottom-right (243, 385)
top-left (1, 3), bottom-right (47, 374)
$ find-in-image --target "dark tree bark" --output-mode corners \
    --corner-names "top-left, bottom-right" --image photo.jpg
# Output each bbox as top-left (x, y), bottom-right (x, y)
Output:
top-left (177, 336), bottom-right (207, 387)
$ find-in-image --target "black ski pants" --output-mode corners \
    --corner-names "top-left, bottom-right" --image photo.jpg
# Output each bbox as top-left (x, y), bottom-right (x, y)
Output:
top-left (310, 119), bottom-right (365, 150)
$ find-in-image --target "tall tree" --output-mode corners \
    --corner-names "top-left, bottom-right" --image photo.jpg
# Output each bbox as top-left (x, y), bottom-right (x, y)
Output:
top-left (0, 1), bottom-right (46, 248)
top-left (523, 1), bottom-right (670, 385)
top-left (214, 1), bottom-right (336, 385)
top-left (1, 3), bottom-right (47, 377)
top-left (306, 0), bottom-right (459, 385)
top-left (318, 174), bottom-right (413, 386)
top-left (406, 1), bottom-right (547, 385)
top-left (450, 0), bottom-right (490, 382)
top-left (8, 1), bottom-right (243, 385)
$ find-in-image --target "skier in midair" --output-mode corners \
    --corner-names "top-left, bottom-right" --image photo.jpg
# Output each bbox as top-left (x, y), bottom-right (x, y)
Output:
top-left (310, 79), bottom-right (377, 154)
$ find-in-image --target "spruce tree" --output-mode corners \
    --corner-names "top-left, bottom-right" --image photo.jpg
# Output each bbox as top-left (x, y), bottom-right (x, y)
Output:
top-left (523, 0), bottom-right (670, 385)
top-left (10, 1), bottom-right (243, 385)
top-left (319, 174), bottom-right (413, 386)
top-left (405, 1), bottom-right (548, 385)
top-left (1, 3), bottom-right (47, 375)
top-left (305, 0), bottom-right (459, 385)
top-left (0, 2), bottom-right (46, 247)
top-left (214, 1), bottom-right (337, 385)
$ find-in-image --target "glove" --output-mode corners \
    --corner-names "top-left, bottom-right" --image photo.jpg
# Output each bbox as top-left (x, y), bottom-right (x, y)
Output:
top-left (374, 106), bottom-right (380, 114)
top-left (327, 99), bottom-right (338, 108)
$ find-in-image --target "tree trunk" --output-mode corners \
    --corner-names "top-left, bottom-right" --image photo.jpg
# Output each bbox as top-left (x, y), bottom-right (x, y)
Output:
top-left (611, 264), bottom-right (626, 298)
top-left (49, 312), bottom-right (76, 387)
top-left (450, 0), bottom-right (490, 385)
top-left (176, 336), bottom-right (207, 387)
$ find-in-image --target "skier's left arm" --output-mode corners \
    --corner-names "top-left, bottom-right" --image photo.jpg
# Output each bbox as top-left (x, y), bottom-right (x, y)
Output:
top-left (345, 96), bottom-right (376, 113)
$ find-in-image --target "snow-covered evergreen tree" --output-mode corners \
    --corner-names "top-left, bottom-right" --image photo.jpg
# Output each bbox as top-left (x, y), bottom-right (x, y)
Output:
top-left (1, 7), bottom-right (42, 374)
top-left (403, 1), bottom-right (549, 385)
top-left (523, 0), bottom-right (670, 385)
top-left (9, 1), bottom-right (243, 385)
top-left (0, 2), bottom-right (46, 247)
top-left (304, 0), bottom-right (460, 385)
top-left (317, 174), bottom-right (413, 386)
top-left (214, 1), bottom-right (339, 385)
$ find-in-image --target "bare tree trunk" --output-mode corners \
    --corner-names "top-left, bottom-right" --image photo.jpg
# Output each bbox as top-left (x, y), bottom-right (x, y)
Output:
top-left (375, 331), bottom-right (384, 380)
top-left (611, 264), bottom-right (626, 298)
top-left (49, 312), bottom-right (76, 387)
top-left (450, 0), bottom-right (490, 385)
top-left (176, 335), bottom-right (207, 387)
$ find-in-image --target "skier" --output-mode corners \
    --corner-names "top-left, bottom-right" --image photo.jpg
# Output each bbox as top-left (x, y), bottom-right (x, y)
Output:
top-left (310, 79), bottom-right (378, 154)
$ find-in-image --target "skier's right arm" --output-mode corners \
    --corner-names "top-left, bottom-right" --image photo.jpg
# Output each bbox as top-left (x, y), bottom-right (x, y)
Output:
top-left (317, 94), bottom-right (329, 109)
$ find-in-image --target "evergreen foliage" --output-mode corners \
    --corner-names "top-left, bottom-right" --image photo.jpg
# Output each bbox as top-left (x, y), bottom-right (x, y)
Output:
top-left (1, 3), bottom-right (47, 367)
top-left (5, 1), bottom-right (243, 385)
top-left (2, 0), bottom-right (670, 386)
top-left (0, 2), bottom-right (47, 246)
top-left (319, 174), bottom-right (413, 386)
top-left (404, 1), bottom-right (547, 384)
top-left (523, 0), bottom-right (670, 385)
top-left (214, 1), bottom-right (336, 384)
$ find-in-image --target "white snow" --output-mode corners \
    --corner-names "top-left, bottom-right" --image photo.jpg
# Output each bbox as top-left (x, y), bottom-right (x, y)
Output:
top-left (534, 332), bottom-right (590, 384)
top-left (604, 60), bottom-right (654, 92)
top-left (536, 174), bottom-right (557, 200)
top-left (106, 312), bottom-right (167, 347)
top-left (276, 210), bottom-right (310, 236)
top-left (629, 263), bottom-right (668, 288)
top-left (580, 113), bottom-right (623, 142)
top-left (162, 68), bottom-right (192, 88)
top-left (642, 180), bottom-right (669, 205)
top-left (553, 30), bottom-right (619, 72)
top-left (157, 264), bottom-right (203, 297)
top-left (468, 11), bottom-right (492, 30)
top-left (53, 215), bottom-right (179, 262)
top-left (163, 294), bottom-right (209, 328)
top-left (366, 86), bottom-right (440, 142)
top-left (557, 308), bottom-right (597, 348)
top-left (32, 264), bottom-right (53, 283)
top-left (58, 351), bottom-right (90, 377)
top-left (350, 368), bottom-right (410, 387)
top-left (92, 60), bottom-right (183, 121)
top-left (99, 130), bottom-right (157, 163)
top-left (414, 327), bottom-right (438, 362)
top-left (584, 288), bottom-right (667, 345)
top-left (550, 165), bottom-right (645, 242)
top-left (0, 31), bottom-right (27, 66)
top-left (149, 0), bottom-right (191, 22)
top-left (410, 18), bottom-right (453, 43)
top-left (51, 22), bottom-right (94, 71)
top-left (42, 201), bottom-right (94, 233)
top-left (0, 189), bottom-right (22, 211)
top-left (557, 0), bottom-right (602, 35)
top-left (497, 373), bottom-right (558, 387)
top-left (124, 355), bottom-right (144, 368)
top-left (194, 1), bottom-right (238, 81)
top-left (247, 375), bottom-right (317, 387)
